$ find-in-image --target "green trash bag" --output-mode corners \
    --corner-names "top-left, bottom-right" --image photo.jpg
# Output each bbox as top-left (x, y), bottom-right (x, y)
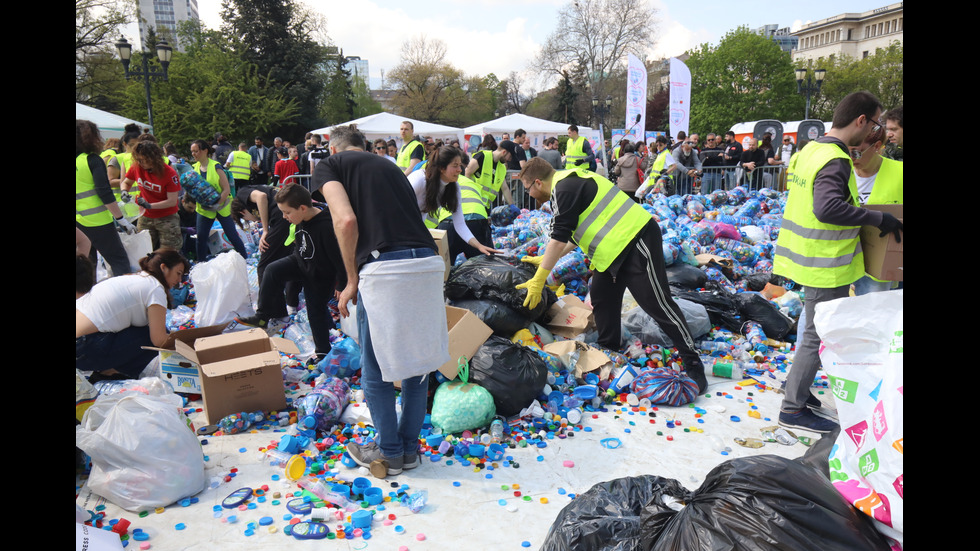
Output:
top-left (430, 356), bottom-right (496, 435)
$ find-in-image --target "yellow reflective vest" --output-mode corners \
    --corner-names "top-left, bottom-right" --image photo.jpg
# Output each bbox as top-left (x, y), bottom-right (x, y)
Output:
top-left (228, 150), bottom-right (252, 182)
top-left (396, 140), bottom-right (425, 172)
top-left (564, 136), bottom-right (588, 169)
top-left (76, 154), bottom-right (114, 227)
top-left (554, 169), bottom-right (652, 272)
top-left (773, 141), bottom-right (865, 288)
top-left (192, 159), bottom-right (232, 219)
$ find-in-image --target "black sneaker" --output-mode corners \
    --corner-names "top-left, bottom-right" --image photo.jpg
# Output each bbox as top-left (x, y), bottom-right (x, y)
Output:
top-left (235, 314), bottom-right (270, 329)
top-left (681, 355), bottom-right (708, 394)
top-left (778, 408), bottom-right (839, 434)
top-left (805, 394), bottom-right (839, 421)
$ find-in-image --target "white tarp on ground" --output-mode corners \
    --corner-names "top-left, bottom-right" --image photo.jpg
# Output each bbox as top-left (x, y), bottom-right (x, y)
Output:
top-left (76, 103), bottom-right (150, 140)
top-left (310, 112), bottom-right (463, 148)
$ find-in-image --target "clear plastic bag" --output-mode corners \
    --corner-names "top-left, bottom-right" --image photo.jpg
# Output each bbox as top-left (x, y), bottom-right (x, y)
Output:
top-left (76, 390), bottom-right (206, 511)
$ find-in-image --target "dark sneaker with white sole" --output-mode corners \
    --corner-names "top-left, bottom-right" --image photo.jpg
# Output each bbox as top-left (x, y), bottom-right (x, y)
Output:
top-left (778, 408), bottom-right (839, 434)
top-left (346, 441), bottom-right (403, 476)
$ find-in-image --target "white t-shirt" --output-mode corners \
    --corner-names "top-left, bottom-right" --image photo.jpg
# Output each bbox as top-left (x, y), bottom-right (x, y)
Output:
top-left (76, 272), bottom-right (168, 333)
top-left (856, 173), bottom-right (877, 206)
top-left (406, 170), bottom-right (476, 244)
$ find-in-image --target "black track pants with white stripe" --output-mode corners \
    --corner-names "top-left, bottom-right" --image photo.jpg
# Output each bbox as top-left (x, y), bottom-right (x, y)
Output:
top-left (590, 224), bottom-right (699, 358)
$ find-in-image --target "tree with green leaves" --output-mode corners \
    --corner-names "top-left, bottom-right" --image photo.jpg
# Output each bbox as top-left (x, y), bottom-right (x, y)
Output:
top-left (320, 49), bottom-right (357, 125)
top-left (805, 41), bottom-right (903, 123)
top-left (76, 0), bottom-right (134, 111)
top-left (552, 71), bottom-right (579, 125)
top-left (220, 0), bottom-right (330, 137)
top-left (685, 27), bottom-right (804, 134)
top-left (117, 22), bottom-right (298, 154)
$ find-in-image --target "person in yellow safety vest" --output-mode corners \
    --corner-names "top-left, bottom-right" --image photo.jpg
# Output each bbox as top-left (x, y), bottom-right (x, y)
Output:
top-left (632, 135), bottom-right (676, 198)
top-left (77, 119), bottom-right (136, 278)
top-left (226, 142), bottom-right (253, 192)
top-left (396, 120), bottom-right (426, 175)
top-left (464, 140), bottom-right (514, 210)
top-left (563, 125), bottom-right (596, 171)
top-left (847, 122), bottom-right (903, 296)
top-left (107, 130), bottom-right (141, 218)
top-left (772, 91), bottom-right (903, 435)
top-left (515, 157), bottom-right (708, 394)
top-left (189, 139), bottom-right (248, 261)
top-left (100, 138), bottom-right (120, 165)
top-left (408, 146), bottom-right (501, 262)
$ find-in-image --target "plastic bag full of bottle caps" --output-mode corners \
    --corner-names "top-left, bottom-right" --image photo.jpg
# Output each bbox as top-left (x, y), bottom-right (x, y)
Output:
top-left (546, 249), bottom-right (591, 286)
top-left (295, 377), bottom-right (351, 432)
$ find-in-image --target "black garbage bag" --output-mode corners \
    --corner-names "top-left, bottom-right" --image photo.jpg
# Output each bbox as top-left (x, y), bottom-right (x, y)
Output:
top-left (445, 254), bottom-right (557, 322)
top-left (542, 455), bottom-right (892, 551)
top-left (467, 336), bottom-right (548, 417)
top-left (743, 271), bottom-right (774, 292)
top-left (541, 474), bottom-right (692, 551)
top-left (672, 287), bottom-right (742, 333)
top-left (640, 455), bottom-right (892, 551)
top-left (665, 263), bottom-right (707, 290)
top-left (732, 292), bottom-right (795, 340)
top-left (449, 298), bottom-right (529, 336)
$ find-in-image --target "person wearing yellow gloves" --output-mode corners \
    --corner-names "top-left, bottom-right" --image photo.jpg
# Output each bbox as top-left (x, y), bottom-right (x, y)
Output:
top-left (515, 158), bottom-right (708, 393)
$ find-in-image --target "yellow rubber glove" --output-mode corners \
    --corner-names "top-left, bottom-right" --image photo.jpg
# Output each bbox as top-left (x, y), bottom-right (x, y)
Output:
top-left (521, 255), bottom-right (544, 267)
top-left (515, 265), bottom-right (550, 309)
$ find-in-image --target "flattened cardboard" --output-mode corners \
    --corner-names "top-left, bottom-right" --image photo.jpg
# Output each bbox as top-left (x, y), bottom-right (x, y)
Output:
top-left (174, 329), bottom-right (298, 424)
top-left (543, 340), bottom-right (613, 380)
top-left (545, 295), bottom-right (595, 338)
top-left (429, 229), bottom-right (451, 281)
top-left (860, 204), bottom-right (903, 282)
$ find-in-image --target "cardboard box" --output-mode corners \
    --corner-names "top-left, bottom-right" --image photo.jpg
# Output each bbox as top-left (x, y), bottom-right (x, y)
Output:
top-left (545, 294), bottom-right (595, 339)
top-left (860, 204), bottom-right (903, 282)
top-left (429, 228), bottom-right (451, 281)
top-left (145, 323), bottom-right (229, 394)
top-left (174, 329), bottom-right (298, 424)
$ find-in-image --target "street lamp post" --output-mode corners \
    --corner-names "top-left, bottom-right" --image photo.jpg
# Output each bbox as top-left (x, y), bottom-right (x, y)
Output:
top-left (592, 95), bottom-right (612, 170)
top-left (115, 37), bottom-right (173, 130)
top-left (795, 67), bottom-right (826, 120)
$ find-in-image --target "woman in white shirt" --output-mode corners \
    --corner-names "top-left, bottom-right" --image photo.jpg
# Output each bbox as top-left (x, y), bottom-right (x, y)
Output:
top-left (76, 248), bottom-right (190, 381)
top-left (406, 146), bottom-right (500, 258)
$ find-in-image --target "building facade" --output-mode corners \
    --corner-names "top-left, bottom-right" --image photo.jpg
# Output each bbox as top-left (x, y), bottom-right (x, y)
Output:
top-left (138, 0), bottom-right (199, 51)
top-left (792, 3), bottom-right (903, 63)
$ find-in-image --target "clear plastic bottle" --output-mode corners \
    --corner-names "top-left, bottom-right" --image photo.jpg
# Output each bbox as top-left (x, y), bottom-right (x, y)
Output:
top-left (489, 416), bottom-right (506, 444)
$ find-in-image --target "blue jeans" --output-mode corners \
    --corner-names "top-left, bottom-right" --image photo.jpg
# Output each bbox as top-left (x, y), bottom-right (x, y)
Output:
top-left (357, 246), bottom-right (438, 459)
top-left (76, 325), bottom-right (158, 378)
top-left (702, 171), bottom-right (723, 193)
top-left (196, 213), bottom-right (247, 261)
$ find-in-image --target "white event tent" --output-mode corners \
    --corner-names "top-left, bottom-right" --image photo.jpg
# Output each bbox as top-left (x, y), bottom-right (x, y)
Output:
top-left (310, 112), bottom-right (463, 147)
top-left (76, 103), bottom-right (150, 140)
top-left (462, 113), bottom-right (593, 151)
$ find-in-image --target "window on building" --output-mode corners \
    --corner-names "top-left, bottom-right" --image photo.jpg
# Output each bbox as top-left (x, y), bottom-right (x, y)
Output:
top-left (863, 51), bottom-right (869, 59)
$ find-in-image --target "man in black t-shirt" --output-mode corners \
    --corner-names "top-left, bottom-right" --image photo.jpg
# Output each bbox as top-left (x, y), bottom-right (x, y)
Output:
top-left (313, 125), bottom-right (450, 479)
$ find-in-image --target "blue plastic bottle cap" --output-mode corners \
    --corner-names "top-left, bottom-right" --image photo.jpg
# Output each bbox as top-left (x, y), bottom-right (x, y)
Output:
top-left (730, 415), bottom-right (741, 422)
top-left (259, 516), bottom-right (274, 526)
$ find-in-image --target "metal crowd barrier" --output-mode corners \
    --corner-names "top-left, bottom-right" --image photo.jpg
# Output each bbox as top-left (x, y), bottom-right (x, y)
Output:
top-left (659, 165), bottom-right (787, 194)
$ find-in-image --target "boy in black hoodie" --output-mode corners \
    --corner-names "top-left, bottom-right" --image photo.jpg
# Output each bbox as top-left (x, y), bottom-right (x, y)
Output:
top-left (235, 183), bottom-right (345, 361)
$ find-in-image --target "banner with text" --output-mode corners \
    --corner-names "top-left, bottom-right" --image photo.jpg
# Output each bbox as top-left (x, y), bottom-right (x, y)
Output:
top-left (625, 53), bottom-right (647, 142)
top-left (669, 57), bottom-right (691, 141)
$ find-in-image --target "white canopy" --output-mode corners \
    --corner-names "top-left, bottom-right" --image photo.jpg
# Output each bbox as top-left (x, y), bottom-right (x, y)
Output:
top-left (463, 113), bottom-right (591, 138)
top-left (463, 113), bottom-right (592, 151)
top-left (76, 103), bottom-right (150, 140)
top-left (310, 112), bottom-right (463, 146)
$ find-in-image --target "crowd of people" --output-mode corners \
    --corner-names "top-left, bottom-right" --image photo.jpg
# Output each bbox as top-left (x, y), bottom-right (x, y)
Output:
top-left (76, 92), bottom-right (903, 469)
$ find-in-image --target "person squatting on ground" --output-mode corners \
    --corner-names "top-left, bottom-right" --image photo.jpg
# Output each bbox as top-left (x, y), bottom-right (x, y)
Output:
top-left (76, 248), bottom-right (190, 381)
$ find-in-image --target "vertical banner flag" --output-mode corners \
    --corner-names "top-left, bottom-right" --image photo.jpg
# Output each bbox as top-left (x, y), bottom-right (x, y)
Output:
top-left (669, 57), bottom-right (691, 141)
top-left (625, 53), bottom-right (647, 142)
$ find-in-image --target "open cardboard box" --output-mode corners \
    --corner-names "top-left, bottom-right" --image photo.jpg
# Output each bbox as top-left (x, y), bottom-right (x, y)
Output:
top-left (173, 328), bottom-right (298, 424)
top-left (860, 204), bottom-right (903, 282)
top-left (143, 322), bottom-right (229, 394)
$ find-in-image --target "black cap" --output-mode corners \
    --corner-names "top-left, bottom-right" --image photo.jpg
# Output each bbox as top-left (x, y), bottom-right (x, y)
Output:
top-left (498, 140), bottom-right (515, 151)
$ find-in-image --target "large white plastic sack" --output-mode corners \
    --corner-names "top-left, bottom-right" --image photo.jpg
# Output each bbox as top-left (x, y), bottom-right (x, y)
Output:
top-left (190, 251), bottom-right (251, 326)
top-left (814, 290), bottom-right (903, 548)
top-left (76, 389), bottom-right (206, 511)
